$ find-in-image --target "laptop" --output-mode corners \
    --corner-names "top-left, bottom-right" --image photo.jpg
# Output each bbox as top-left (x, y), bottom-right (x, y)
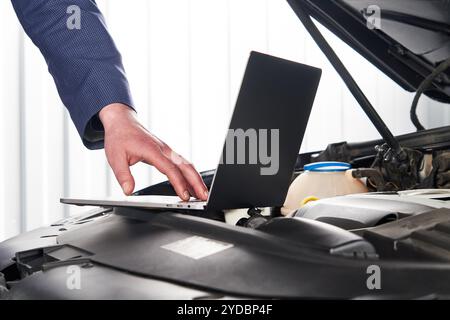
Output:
top-left (61, 51), bottom-right (322, 211)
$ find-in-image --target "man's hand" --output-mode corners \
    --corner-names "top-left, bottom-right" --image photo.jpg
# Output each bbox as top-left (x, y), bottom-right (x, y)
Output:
top-left (99, 103), bottom-right (208, 201)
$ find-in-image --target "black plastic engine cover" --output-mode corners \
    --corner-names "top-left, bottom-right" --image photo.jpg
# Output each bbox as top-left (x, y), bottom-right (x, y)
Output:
top-left (2, 208), bottom-right (450, 299)
top-left (364, 208), bottom-right (450, 261)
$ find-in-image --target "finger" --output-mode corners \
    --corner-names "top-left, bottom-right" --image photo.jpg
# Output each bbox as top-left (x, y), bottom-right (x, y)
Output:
top-left (187, 185), bottom-right (196, 199)
top-left (178, 163), bottom-right (209, 200)
top-left (165, 150), bottom-right (208, 200)
top-left (143, 151), bottom-right (191, 201)
top-left (109, 154), bottom-right (135, 195)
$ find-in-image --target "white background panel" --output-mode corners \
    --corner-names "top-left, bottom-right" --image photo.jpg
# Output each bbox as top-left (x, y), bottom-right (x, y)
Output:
top-left (0, 0), bottom-right (22, 239)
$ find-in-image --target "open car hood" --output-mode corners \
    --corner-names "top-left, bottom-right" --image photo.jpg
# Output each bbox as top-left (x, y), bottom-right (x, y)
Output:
top-left (288, 0), bottom-right (450, 103)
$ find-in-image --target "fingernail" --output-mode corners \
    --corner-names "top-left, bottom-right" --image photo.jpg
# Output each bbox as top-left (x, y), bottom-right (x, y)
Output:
top-left (122, 182), bottom-right (131, 195)
top-left (183, 191), bottom-right (190, 200)
top-left (204, 190), bottom-right (209, 199)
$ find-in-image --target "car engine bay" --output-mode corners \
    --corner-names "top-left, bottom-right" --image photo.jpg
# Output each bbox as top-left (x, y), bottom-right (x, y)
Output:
top-left (2, 0), bottom-right (450, 300)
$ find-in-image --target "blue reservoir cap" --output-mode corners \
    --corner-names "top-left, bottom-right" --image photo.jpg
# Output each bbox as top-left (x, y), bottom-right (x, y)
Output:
top-left (304, 161), bottom-right (351, 172)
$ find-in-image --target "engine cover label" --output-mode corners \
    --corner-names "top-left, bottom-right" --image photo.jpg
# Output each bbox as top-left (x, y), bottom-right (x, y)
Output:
top-left (161, 236), bottom-right (233, 260)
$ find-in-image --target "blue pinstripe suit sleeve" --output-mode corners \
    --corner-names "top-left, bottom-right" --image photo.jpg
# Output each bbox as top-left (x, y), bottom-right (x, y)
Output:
top-left (11, 0), bottom-right (134, 149)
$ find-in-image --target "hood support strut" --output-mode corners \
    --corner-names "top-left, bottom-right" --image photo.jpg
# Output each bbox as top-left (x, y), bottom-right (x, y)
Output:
top-left (287, 0), bottom-right (404, 158)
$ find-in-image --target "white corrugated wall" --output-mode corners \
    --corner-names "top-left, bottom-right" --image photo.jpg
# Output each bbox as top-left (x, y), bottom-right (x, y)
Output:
top-left (0, 0), bottom-right (448, 241)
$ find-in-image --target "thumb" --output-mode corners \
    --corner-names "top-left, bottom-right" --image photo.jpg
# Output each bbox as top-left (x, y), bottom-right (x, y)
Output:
top-left (110, 154), bottom-right (135, 195)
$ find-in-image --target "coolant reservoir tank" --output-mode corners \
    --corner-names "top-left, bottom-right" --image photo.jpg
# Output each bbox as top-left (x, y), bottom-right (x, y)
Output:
top-left (281, 162), bottom-right (368, 216)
